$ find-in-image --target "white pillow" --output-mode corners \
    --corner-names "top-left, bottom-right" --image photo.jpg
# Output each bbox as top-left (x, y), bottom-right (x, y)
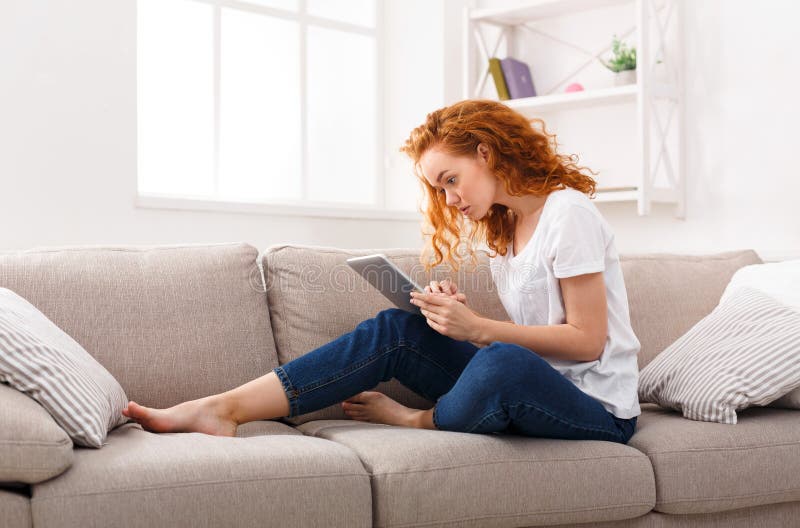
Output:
top-left (638, 284), bottom-right (800, 423)
top-left (0, 288), bottom-right (129, 447)
top-left (722, 259), bottom-right (800, 409)
top-left (720, 259), bottom-right (800, 309)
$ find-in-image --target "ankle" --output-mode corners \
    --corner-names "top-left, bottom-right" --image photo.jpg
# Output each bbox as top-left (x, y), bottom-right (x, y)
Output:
top-left (413, 408), bottom-right (436, 430)
top-left (209, 394), bottom-right (240, 425)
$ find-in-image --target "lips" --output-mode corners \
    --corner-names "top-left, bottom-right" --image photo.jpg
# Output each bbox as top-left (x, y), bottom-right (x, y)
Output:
top-left (460, 206), bottom-right (470, 215)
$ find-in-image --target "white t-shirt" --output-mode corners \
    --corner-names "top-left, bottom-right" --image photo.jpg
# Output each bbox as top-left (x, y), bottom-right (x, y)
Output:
top-left (488, 187), bottom-right (641, 419)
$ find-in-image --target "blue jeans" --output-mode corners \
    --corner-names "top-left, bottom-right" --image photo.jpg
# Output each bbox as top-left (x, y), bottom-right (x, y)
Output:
top-left (273, 308), bottom-right (637, 444)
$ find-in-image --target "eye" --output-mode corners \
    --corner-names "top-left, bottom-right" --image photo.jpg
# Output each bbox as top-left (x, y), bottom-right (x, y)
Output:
top-left (436, 175), bottom-right (455, 195)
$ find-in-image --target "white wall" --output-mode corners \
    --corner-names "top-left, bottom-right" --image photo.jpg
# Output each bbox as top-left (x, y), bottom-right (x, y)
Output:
top-left (1, 0), bottom-right (798, 261)
top-left (474, 0), bottom-right (800, 261)
top-left (0, 0), bottom-right (440, 252)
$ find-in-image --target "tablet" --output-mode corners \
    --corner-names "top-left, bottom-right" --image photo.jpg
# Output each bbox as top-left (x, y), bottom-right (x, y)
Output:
top-left (346, 254), bottom-right (424, 314)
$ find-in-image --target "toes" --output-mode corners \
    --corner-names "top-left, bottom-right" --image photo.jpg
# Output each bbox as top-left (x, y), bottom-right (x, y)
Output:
top-left (342, 405), bottom-right (365, 421)
top-left (348, 391), bottom-right (380, 403)
top-left (126, 402), bottom-right (150, 420)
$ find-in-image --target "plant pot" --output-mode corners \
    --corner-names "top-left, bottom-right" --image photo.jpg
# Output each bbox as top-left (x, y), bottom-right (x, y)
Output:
top-left (614, 69), bottom-right (636, 86)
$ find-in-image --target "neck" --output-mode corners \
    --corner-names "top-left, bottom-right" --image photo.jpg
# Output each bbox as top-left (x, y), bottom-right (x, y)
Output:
top-left (497, 192), bottom-right (549, 222)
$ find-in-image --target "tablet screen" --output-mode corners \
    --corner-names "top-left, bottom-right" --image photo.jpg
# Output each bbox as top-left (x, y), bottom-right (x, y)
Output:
top-left (346, 254), bottom-right (423, 314)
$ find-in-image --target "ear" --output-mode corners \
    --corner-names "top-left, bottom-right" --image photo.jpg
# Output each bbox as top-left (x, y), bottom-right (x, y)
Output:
top-left (476, 143), bottom-right (490, 164)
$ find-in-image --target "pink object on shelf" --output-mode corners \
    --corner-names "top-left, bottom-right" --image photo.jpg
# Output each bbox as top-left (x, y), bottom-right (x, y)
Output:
top-left (565, 83), bottom-right (584, 93)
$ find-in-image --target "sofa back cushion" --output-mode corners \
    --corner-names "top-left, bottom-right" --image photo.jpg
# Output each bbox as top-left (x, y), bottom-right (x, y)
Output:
top-left (263, 244), bottom-right (509, 424)
top-left (0, 243), bottom-right (277, 409)
top-left (620, 249), bottom-right (762, 370)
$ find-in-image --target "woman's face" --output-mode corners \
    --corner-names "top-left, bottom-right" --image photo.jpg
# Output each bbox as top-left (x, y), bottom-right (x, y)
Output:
top-left (418, 144), bottom-right (497, 220)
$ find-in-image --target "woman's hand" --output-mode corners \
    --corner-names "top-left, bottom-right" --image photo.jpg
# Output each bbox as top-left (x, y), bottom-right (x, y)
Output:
top-left (410, 291), bottom-right (482, 342)
top-left (424, 278), bottom-right (468, 306)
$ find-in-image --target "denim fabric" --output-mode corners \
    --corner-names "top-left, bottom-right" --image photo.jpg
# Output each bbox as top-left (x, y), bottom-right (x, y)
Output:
top-left (274, 308), bottom-right (637, 444)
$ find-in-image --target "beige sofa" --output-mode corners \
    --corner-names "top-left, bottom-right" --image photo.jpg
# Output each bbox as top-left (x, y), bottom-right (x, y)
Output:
top-left (1, 242), bottom-right (798, 528)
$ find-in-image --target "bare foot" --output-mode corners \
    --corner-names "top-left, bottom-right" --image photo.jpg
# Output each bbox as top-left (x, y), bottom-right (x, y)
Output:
top-left (121, 396), bottom-right (238, 437)
top-left (341, 391), bottom-right (423, 428)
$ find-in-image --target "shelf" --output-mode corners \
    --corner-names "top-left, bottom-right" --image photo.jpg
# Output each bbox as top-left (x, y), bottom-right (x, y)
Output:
top-left (470, 0), bottom-right (634, 25)
top-left (592, 187), bottom-right (638, 203)
top-left (502, 83), bottom-right (637, 114)
top-left (464, 0), bottom-right (685, 218)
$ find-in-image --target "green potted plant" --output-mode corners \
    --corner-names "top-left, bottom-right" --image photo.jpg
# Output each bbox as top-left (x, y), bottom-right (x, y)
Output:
top-left (600, 35), bottom-right (636, 86)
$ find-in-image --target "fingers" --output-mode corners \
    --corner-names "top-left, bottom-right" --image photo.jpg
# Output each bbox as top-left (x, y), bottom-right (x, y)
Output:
top-left (424, 279), bottom-right (457, 296)
top-left (424, 315), bottom-right (447, 335)
top-left (410, 293), bottom-right (452, 336)
top-left (428, 280), bottom-right (447, 294)
top-left (411, 292), bottom-right (449, 306)
top-left (419, 307), bottom-right (446, 326)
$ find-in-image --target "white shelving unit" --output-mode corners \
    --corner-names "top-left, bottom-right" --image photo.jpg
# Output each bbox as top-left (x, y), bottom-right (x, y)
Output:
top-left (463, 0), bottom-right (685, 218)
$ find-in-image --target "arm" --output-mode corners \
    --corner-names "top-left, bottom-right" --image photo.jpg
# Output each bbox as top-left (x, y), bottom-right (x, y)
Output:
top-left (474, 272), bottom-right (608, 362)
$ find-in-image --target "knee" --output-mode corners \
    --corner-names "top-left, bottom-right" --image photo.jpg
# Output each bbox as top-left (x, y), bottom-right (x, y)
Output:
top-left (479, 341), bottom-right (538, 361)
top-left (375, 307), bottom-right (425, 330)
top-left (471, 342), bottom-right (543, 384)
top-left (374, 307), bottom-right (411, 329)
top-left (376, 307), bottom-right (408, 319)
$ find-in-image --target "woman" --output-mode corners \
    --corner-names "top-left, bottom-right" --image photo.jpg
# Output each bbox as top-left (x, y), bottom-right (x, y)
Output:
top-left (123, 99), bottom-right (641, 443)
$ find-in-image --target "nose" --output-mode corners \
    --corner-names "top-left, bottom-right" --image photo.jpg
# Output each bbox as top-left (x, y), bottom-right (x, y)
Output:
top-left (444, 189), bottom-right (460, 207)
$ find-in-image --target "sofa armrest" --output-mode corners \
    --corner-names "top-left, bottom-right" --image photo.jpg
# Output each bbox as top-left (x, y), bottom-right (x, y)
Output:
top-left (0, 383), bottom-right (73, 484)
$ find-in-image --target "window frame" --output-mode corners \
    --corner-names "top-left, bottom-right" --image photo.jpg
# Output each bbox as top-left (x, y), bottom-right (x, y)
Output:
top-left (135, 0), bottom-right (415, 221)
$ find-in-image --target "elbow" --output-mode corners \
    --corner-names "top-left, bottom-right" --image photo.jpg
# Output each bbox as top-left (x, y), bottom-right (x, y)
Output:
top-left (583, 337), bottom-right (606, 362)
top-left (571, 323), bottom-right (607, 362)
top-left (585, 347), bottom-right (603, 362)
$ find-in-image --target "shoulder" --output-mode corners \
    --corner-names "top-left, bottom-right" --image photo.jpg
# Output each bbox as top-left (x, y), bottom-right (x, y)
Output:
top-left (547, 188), bottom-right (603, 223)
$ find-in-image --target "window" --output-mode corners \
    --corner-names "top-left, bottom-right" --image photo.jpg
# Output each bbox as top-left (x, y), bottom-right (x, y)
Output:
top-left (137, 0), bottom-right (393, 216)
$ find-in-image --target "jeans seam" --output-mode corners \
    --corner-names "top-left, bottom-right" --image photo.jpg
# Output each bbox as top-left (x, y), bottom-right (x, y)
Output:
top-left (465, 409), bottom-right (507, 433)
top-left (295, 342), bottom-right (406, 396)
top-left (293, 338), bottom-right (460, 402)
top-left (402, 340), bottom-right (459, 381)
top-left (506, 400), bottom-right (625, 442)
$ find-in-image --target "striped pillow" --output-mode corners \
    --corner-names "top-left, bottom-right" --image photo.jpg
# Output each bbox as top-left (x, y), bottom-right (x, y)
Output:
top-left (723, 259), bottom-right (800, 409)
top-left (638, 285), bottom-right (800, 424)
top-left (0, 288), bottom-right (129, 447)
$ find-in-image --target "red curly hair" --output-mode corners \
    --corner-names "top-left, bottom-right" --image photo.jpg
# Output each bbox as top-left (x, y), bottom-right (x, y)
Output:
top-left (400, 99), bottom-right (599, 272)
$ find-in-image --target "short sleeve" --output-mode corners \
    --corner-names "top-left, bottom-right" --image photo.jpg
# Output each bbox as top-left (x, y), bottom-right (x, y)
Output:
top-left (550, 205), bottom-right (607, 279)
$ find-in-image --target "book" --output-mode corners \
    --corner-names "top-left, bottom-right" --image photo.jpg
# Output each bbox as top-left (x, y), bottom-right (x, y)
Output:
top-left (500, 57), bottom-right (536, 99)
top-left (488, 58), bottom-right (510, 101)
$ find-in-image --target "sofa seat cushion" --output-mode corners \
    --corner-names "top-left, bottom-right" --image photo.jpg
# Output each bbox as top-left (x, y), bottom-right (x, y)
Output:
top-left (297, 420), bottom-right (655, 527)
top-left (0, 487), bottom-right (31, 528)
top-left (30, 422), bottom-right (371, 528)
top-left (628, 403), bottom-right (800, 514)
top-left (0, 383), bottom-right (73, 484)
